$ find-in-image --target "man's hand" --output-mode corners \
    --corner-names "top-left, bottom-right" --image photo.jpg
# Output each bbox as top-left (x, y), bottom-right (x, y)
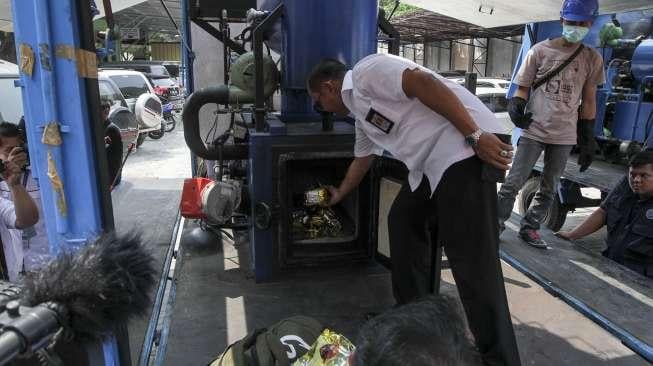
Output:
top-left (554, 231), bottom-right (574, 241)
top-left (507, 96), bottom-right (533, 129)
top-left (474, 133), bottom-right (513, 170)
top-left (2, 147), bottom-right (27, 187)
top-left (326, 185), bottom-right (343, 206)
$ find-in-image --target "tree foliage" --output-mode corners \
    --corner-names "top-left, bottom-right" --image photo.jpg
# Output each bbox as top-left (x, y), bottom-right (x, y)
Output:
top-left (379, 0), bottom-right (419, 18)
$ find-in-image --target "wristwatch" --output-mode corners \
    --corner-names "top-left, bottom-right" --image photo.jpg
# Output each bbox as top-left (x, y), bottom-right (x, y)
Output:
top-left (465, 129), bottom-right (484, 147)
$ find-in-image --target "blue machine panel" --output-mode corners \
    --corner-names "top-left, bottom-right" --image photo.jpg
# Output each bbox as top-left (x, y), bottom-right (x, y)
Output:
top-left (632, 39), bottom-right (653, 83)
top-left (248, 121), bottom-right (357, 281)
top-left (280, 0), bottom-right (378, 121)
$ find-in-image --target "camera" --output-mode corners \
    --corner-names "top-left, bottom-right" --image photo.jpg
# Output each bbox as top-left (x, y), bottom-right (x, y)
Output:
top-left (18, 117), bottom-right (30, 169)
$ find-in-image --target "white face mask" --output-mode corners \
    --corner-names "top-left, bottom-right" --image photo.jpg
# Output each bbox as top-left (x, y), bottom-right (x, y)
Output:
top-left (562, 24), bottom-right (590, 43)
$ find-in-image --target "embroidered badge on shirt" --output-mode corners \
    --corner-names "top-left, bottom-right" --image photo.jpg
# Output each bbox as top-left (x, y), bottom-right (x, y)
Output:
top-left (365, 108), bottom-right (395, 134)
top-left (646, 209), bottom-right (653, 220)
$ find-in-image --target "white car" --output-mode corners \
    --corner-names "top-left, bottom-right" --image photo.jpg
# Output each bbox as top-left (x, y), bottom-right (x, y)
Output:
top-left (0, 59), bottom-right (22, 124)
top-left (476, 87), bottom-right (515, 133)
top-left (99, 69), bottom-right (163, 144)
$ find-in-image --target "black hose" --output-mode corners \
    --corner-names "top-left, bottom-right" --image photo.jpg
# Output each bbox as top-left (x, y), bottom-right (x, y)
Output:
top-left (182, 86), bottom-right (249, 160)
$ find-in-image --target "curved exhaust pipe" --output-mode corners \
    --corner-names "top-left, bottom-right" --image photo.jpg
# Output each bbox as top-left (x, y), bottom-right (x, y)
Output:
top-left (182, 85), bottom-right (249, 160)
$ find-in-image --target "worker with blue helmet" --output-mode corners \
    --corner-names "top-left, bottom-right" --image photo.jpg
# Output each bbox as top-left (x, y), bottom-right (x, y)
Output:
top-left (499, 0), bottom-right (605, 248)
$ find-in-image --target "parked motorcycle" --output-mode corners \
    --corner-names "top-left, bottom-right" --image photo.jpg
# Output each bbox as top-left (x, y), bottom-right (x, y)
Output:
top-left (147, 101), bottom-right (172, 140)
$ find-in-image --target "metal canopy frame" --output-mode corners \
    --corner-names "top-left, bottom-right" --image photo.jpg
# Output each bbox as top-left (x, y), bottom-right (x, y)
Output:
top-left (390, 9), bottom-right (523, 44)
top-left (402, 0), bottom-right (653, 28)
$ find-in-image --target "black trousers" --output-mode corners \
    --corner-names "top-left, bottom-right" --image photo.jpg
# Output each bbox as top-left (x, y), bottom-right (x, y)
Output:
top-left (388, 156), bottom-right (521, 366)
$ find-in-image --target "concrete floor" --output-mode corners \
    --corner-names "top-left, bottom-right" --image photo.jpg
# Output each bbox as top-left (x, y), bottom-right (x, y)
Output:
top-left (110, 123), bottom-right (191, 364)
top-left (115, 123), bottom-right (651, 365)
top-left (163, 222), bottom-right (649, 365)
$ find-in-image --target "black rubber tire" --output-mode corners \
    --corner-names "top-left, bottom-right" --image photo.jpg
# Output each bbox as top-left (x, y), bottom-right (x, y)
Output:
top-left (148, 124), bottom-right (165, 140)
top-left (136, 133), bottom-right (147, 147)
top-left (164, 114), bottom-right (176, 132)
top-left (517, 176), bottom-right (568, 232)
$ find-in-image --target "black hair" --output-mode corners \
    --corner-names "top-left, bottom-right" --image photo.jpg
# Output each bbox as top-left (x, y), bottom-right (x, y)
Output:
top-left (307, 58), bottom-right (347, 92)
top-left (629, 150), bottom-right (653, 169)
top-left (100, 97), bottom-right (112, 108)
top-left (0, 121), bottom-right (21, 139)
top-left (354, 295), bottom-right (480, 366)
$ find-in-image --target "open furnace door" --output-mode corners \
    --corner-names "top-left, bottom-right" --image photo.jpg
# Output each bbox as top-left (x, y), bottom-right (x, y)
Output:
top-left (371, 157), bottom-right (442, 293)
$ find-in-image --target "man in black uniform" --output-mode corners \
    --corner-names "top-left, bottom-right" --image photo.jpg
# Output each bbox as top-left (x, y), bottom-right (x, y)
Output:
top-left (308, 54), bottom-right (520, 365)
top-left (557, 150), bottom-right (653, 277)
top-left (100, 99), bottom-right (123, 187)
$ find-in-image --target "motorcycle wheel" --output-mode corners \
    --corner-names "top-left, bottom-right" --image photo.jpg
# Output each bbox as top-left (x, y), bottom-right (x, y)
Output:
top-left (164, 114), bottom-right (176, 132)
top-left (148, 124), bottom-right (165, 140)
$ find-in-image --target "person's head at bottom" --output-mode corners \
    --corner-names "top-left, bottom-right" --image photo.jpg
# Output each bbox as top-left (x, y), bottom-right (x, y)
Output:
top-left (353, 295), bottom-right (479, 366)
top-left (628, 150), bottom-right (653, 199)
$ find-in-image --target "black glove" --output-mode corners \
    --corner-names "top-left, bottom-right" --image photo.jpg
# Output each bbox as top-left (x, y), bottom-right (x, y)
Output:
top-left (577, 118), bottom-right (596, 172)
top-left (507, 96), bottom-right (533, 129)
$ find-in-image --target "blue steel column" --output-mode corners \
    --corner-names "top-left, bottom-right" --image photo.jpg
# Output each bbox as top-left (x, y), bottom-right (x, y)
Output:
top-left (11, 0), bottom-right (119, 364)
top-left (181, 0), bottom-right (197, 176)
top-left (11, 0), bottom-right (103, 252)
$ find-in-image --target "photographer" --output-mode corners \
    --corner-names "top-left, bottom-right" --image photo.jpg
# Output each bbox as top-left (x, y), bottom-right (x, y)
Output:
top-left (0, 121), bottom-right (48, 274)
top-left (0, 122), bottom-right (39, 280)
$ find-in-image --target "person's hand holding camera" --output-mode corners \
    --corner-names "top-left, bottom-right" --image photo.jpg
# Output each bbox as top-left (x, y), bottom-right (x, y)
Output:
top-left (3, 147), bottom-right (27, 187)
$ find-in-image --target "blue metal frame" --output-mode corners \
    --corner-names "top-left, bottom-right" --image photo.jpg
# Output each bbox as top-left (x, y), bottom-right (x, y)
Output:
top-left (11, 0), bottom-right (103, 253)
top-left (11, 0), bottom-right (119, 364)
top-left (181, 0), bottom-right (198, 176)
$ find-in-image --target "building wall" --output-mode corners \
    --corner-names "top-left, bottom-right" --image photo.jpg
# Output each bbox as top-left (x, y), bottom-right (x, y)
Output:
top-left (486, 36), bottom-right (522, 78)
top-left (150, 42), bottom-right (181, 61)
top-left (421, 37), bottom-right (521, 78)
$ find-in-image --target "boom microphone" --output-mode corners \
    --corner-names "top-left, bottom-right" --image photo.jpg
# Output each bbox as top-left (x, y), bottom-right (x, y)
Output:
top-left (0, 233), bottom-right (156, 364)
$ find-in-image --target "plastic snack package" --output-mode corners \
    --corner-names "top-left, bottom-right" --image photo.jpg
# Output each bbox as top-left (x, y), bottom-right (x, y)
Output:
top-left (293, 329), bottom-right (355, 366)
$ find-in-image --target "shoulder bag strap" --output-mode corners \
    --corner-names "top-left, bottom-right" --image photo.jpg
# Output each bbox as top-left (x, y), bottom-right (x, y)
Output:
top-left (532, 44), bottom-right (584, 91)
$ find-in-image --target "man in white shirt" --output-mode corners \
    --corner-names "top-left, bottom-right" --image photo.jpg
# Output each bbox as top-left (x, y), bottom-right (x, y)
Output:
top-left (0, 122), bottom-right (39, 280)
top-left (308, 54), bottom-right (520, 365)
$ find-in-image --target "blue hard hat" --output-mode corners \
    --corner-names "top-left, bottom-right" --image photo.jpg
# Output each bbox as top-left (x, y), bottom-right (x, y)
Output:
top-left (560, 0), bottom-right (599, 22)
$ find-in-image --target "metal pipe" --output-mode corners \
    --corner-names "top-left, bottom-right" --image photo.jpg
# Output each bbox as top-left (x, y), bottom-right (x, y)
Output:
top-left (632, 76), bottom-right (653, 141)
top-left (181, 86), bottom-right (249, 160)
top-left (378, 9), bottom-right (400, 55)
top-left (253, 4), bottom-right (284, 132)
top-left (77, 0), bottom-right (116, 233)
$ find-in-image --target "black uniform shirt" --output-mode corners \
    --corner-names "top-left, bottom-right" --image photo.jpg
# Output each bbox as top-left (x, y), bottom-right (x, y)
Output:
top-left (600, 177), bottom-right (653, 278)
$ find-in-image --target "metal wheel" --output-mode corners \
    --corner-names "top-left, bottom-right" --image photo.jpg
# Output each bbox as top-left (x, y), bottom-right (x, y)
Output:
top-left (148, 124), bottom-right (165, 140)
top-left (517, 176), bottom-right (568, 232)
top-left (164, 114), bottom-right (176, 132)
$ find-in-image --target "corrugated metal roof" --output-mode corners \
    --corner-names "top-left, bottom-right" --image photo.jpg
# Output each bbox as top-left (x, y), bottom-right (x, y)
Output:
top-left (0, 0), bottom-right (180, 34)
top-left (402, 0), bottom-right (653, 28)
top-left (390, 9), bottom-right (523, 43)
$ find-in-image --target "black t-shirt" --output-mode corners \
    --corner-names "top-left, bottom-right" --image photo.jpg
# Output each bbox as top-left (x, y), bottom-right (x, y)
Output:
top-left (104, 119), bottom-right (123, 186)
top-left (600, 177), bottom-right (653, 277)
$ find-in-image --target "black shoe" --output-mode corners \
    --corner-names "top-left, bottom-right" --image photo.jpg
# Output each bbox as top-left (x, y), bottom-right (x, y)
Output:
top-left (519, 229), bottom-right (547, 249)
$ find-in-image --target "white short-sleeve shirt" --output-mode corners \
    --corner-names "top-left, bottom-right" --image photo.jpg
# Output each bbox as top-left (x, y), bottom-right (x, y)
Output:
top-left (341, 53), bottom-right (508, 194)
top-left (0, 196), bottom-right (21, 280)
top-left (0, 171), bottom-right (48, 273)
